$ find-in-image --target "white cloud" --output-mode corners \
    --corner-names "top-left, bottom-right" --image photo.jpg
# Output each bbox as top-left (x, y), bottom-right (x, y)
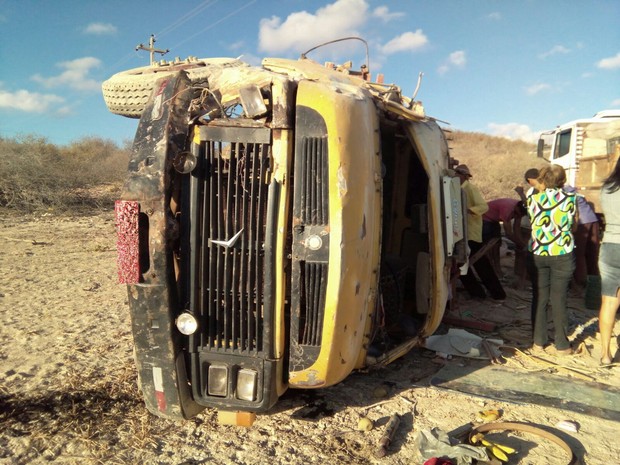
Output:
top-left (449, 51), bottom-right (466, 67)
top-left (372, 6), bottom-right (404, 22)
top-left (31, 57), bottom-right (102, 92)
top-left (381, 30), bottom-right (428, 54)
top-left (611, 98), bottom-right (620, 107)
top-left (524, 83), bottom-right (551, 96)
top-left (538, 45), bottom-right (570, 59)
top-left (258, 0), bottom-right (368, 54)
top-left (0, 88), bottom-right (65, 113)
top-left (487, 12), bottom-right (502, 20)
top-left (437, 50), bottom-right (466, 75)
top-left (597, 52), bottom-right (620, 70)
top-left (488, 122), bottom-right (539, 143)
top-left (83, 22), bottom-right (117, 35)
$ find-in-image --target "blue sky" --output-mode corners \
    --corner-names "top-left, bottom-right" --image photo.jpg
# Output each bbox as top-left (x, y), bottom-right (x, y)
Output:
top-left (1, 0), bottom-right (619, 146)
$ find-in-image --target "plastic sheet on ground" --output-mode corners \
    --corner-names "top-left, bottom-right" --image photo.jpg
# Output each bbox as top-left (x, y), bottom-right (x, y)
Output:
top-left (424, 328), bottom-right (503, 360)
top-left (416, 428), bottom-right (488, 465)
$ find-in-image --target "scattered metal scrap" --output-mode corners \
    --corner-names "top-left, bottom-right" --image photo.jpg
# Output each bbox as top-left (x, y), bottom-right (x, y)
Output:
top-left (375, 413), bottom-right (401, 458)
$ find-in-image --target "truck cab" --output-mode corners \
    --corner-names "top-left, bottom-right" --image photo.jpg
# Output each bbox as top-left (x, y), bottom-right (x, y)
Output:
top-left (537, 110), bottom-right (620, 211)
top-left (107, 48), bottom-right (467, 424)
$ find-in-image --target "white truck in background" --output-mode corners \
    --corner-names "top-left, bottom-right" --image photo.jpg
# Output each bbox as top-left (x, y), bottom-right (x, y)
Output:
top-left (537, 110), bottom-right (620, 212)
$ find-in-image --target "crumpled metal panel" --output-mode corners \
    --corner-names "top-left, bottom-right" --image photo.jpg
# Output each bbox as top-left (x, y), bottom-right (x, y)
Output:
top-left (121, 71), bottom-right (203, 420)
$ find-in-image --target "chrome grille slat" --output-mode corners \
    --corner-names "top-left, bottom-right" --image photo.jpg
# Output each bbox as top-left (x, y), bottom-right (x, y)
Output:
top-left (188, 127), bottom-right (272, 355)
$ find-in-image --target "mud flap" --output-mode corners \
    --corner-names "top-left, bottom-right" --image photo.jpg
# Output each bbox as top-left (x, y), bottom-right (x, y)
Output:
top-left (121, 71), bottom-right (203, 420)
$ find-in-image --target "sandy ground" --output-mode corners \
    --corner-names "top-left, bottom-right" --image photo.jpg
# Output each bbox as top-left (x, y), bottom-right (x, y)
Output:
top-left (1, 211), bottom-right (619, 465)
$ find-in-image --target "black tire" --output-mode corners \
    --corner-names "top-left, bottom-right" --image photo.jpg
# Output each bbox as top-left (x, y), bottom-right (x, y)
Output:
top-left (102, 57), bottom-right (245, 118)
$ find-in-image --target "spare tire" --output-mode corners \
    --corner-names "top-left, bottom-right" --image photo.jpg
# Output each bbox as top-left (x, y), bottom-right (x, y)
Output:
top-left (102, 57), bottom-right (246, 118)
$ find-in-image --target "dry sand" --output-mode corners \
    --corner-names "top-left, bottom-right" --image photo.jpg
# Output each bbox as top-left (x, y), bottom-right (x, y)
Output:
top-left (1, 211), bottom-right (619, 465)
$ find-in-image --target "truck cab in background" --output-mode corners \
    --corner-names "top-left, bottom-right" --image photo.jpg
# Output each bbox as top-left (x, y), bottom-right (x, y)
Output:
top-left (537, 110), bottom-right (620, 212)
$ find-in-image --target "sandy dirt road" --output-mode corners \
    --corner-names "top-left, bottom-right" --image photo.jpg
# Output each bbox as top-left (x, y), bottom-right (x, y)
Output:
top-left (1, 211), bottom-right (619, 465)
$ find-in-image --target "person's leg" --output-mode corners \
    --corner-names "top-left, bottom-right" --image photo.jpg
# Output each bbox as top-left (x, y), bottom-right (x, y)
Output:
top-left (598, 242), bottom-right (620, 364)
top-left (533, 255), bottom-right (551, 347)
top-left (548, 253), bottom-right (576, 351)
top-left (474, 254), bottom-right (506, 299)
top-left (585, 221), bottom-right (600, 276)
top-left (599, 291), bottom-right (620, 365)
top-left (473, 226), bottom-right (506, 300)
top-left (460, 241), bottom-right (486, 298)
top-left (572, 224), bottom-right (587, 288)
top-left (526, 251), bottom-right (538, 330)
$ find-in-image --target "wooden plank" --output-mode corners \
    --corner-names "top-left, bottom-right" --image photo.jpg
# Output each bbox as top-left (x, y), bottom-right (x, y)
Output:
top-left (442, 316), bottom-right (496, 332)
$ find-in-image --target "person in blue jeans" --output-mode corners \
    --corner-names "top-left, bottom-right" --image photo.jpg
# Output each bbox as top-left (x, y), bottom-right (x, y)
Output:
top-left (527, 164), bottom-right (577, 355)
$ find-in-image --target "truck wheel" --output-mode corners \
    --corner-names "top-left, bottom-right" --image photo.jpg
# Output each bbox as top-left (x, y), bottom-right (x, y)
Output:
top-left (102, 57), bottom-right (245, 118)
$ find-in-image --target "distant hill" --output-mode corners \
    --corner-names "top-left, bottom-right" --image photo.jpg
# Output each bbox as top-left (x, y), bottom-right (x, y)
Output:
top-left (447, 130), bottom-right (545, 201)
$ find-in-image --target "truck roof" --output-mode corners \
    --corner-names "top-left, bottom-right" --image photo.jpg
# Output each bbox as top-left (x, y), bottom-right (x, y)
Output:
top-left (594, 109), bottom-right (620, 118)
top-left (546, 109), bottom-right (620, 132)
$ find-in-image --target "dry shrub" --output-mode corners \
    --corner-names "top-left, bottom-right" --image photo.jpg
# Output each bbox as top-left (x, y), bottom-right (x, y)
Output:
top-left (448, 130), bottom-right (547, 201)
top-left (0, 130), bottom-right (544, 213)
top-left (0, 134), bottom-right (130, 213)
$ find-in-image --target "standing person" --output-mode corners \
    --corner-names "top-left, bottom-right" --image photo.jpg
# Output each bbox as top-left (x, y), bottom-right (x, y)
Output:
top-left (598, 157), bottom-right (620, 366)
top-left (527, 164), bottom-right (577, 354)
top-left (515, 168), bottom-right (543, 329)
top-left (455, 164), bottom-right (506, 300)
top-left (563, 185), bottom-right (600, 290)
top-left (515, 167), bottom-right (543, 204)
top-left (482, 198), bottom-right (528, 277)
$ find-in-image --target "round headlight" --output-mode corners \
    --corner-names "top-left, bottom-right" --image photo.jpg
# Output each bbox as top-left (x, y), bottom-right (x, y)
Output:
top-left (176, 313), bottom-right (198, 335)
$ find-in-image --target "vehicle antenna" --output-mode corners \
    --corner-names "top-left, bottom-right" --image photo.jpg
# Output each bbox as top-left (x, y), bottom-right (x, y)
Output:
top-left (135, 34), bottom-right (169, 65)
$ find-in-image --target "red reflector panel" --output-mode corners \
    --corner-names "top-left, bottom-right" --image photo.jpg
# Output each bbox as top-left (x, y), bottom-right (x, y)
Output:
top-left (115, 200), bottom-right (140, 284)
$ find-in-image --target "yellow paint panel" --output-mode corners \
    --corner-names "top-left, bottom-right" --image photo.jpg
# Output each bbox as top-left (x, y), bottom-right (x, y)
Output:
top-left (288, 79), bottom-right (382, 388)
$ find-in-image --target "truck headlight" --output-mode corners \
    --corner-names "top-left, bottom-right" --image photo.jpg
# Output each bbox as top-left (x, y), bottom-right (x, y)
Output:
top-left (236, 368), bottom-right (257, 401)
top-left (175, 313), bottom-right (198, 335)
top-left (208, 365), bottom-right (229, 397)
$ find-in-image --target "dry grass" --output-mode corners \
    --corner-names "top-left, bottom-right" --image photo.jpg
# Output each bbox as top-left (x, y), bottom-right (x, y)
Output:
top-left (0, 131), bottom-right (542, 213)
top-left (448, 130), bottom-right (546, 201)
top-left (0, 349), bottom-right (195, 464)
top-left (0, 135), bottom-right (130, 213)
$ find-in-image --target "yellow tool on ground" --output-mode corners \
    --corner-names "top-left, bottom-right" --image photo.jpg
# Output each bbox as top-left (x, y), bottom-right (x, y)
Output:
top-left (470, 433), bottom-right (516, 462)
top-left (477, 409), bottom-right (501, 422)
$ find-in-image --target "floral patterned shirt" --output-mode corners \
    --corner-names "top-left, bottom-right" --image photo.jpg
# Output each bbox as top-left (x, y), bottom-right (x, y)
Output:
top-left (527, 188), bottom-right (577, 256)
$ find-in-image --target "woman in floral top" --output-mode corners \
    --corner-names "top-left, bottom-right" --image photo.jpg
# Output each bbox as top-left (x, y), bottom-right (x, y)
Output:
top-left (527, 164), bottom-right (577, 354)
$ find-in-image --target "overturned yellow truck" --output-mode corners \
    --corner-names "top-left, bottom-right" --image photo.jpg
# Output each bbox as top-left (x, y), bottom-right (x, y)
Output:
top-left (104, 44), bottom-right (467, 424)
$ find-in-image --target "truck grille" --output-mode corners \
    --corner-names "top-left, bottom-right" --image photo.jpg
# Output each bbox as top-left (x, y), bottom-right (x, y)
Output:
top-left (186, 126), bottom-right (273, 355)
top-left (298, 137), bottom-right (329, 224)
top-left (298, 261), bottom-right (328, 346)
top-left (291, 135), bottom-right (329, 357)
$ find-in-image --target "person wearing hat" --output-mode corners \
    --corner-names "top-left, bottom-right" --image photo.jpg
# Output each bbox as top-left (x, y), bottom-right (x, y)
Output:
top-left (455, 164), bottom-right (506, 300)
